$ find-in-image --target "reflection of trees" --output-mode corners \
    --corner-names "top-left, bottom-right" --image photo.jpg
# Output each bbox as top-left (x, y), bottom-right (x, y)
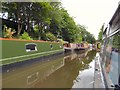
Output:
top-left (34, 50), bottom-right (96, 88)
top-left (112, 32), bottom-right (120, 52)
top-left (78, 50), bottom-right (96, 70)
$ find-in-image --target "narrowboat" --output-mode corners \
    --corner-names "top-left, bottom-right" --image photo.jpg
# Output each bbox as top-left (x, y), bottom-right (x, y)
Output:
top-left (100, 2), bottom-right (120, 89)
top-left (74, 42), bottom-right (89, 51)
top-left (63, 41), bottom-right (76, 52)
top-left (0, 38), bottom-right (64, 66)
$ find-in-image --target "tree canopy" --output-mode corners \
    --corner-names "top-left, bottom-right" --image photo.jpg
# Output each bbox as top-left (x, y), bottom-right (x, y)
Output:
top-left (2, 2), bottom-right (96, 44)
top-left (98, 24), bottom-right (104, 41)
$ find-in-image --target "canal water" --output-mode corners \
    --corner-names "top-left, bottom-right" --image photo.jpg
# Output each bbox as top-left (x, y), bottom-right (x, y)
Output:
top-left (2, 50), bottom-right (97, 88)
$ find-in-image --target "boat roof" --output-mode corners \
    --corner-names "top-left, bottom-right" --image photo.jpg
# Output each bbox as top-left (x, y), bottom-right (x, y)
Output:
top-left (109, 2), bottom-right (120, 25)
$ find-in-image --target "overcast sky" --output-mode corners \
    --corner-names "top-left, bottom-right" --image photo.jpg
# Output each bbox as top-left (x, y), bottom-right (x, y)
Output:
top-left (61, 0), bottom-right (120, 39)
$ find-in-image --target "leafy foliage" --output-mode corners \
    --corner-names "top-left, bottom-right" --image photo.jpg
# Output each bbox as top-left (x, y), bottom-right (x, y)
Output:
top-left (19, 32), bottom-right (33, 40)
top-left (2, 2), bottom-right (96, 43)
top-left (3, 25), bottom-right (16, 38)
top-left (112, 32), bottom-right (120, 48)
top-left (98, 24), bottom-right (104, 41)
top-left (46, 32), bottom-right (57, 41)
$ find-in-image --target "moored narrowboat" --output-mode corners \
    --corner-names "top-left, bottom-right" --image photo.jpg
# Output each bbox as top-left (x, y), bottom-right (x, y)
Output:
top-left (0, 38), bottom-right (64, 66)
top-left (100, 3), bottom-right (120, 89)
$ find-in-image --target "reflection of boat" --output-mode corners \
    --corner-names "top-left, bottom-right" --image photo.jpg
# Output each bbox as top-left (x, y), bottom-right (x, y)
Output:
top-left (64, 49), bottom-right (93, 64)
top-left (2, 56), bottom-right (64, 88)
top-left (64, 53), bottom-right (77, 63)
top-left (27, 60), bottom-right (64, 86)
top-left (74, 47), bottom-right (86, 51)
top-left (27, 72), bottom-right (39, 85)
top-left (64, 47), bottom-right (73, 52)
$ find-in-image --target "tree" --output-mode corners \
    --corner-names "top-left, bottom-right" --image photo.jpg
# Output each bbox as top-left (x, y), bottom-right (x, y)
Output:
top-left (49, 2), bottom-right (62, 38)
top-left (74, 25), bottom-right (82, 43)
top-left (60, 9), bottom-right (77, 42)
top-left (31, 2), bottom-right (52, 40)
top-left (76, 24), bottom-right (96, 44)
top-left (2, 1), bottom-right (96, 43)
top-left (2, 2), bottom-right (33, 35)
top-left (98, 24), bottom-right (104, 41)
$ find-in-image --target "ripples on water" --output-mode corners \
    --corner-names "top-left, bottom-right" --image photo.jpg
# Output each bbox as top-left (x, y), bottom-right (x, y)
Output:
top-left (2, 50), bottom-right (97, 88)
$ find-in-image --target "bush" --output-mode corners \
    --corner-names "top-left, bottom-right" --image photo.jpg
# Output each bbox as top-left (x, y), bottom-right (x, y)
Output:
top-left (3, 25), bottom-right (16, 38)
top-left (46, 32), bottom-right (57, 41)
top-left (19, 32), bottom-right (33, 40)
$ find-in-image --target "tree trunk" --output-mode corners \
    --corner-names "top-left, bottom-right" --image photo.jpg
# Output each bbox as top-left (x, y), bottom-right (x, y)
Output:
top-left (38, 22), bottom-right (41, 40)
top-left (26, 15), bottom-right (30, 34)
top-left (17, 19), bottom-right (22, 36)
top-left (17, 6), bottom-right (22, 36)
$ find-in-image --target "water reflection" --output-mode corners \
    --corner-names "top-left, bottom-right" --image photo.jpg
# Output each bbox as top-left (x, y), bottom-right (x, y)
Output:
top-left (2, 54), bottom-right (64, 88)
top-left (2, 50), bottom-right (96, 88)
top-left (72, 50), bottom-right (96, 88)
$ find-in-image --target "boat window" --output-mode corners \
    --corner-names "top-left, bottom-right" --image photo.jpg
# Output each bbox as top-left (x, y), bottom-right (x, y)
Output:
top-left (50, 44), bottom-right (53, 49)
top-left (25, 43), bottom-right (37, 52)
top-left (112, 32), bottom-right (120, 53)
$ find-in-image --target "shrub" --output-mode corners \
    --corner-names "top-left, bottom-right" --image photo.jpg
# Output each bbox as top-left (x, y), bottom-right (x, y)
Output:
top-left (19, 32), bottom-right (33, 40)
top-left (46, 32), bottom-right (57, 41)
top-left (3, 25), bottom-right (16, 38)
